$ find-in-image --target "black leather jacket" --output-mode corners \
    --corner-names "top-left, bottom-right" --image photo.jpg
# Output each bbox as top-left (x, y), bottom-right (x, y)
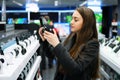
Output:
top-left (53, 39), bottom-right (99, 80)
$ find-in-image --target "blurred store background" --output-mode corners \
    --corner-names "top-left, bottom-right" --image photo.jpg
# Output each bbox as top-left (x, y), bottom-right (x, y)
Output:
top-left (1, 0), bottom-right (120, 80)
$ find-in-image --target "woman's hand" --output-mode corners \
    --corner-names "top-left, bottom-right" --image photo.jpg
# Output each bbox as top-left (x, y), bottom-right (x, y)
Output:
top-left (39, 27), bottom-right (45, 41)
top-left (43, 29), bottom-right (60, 47)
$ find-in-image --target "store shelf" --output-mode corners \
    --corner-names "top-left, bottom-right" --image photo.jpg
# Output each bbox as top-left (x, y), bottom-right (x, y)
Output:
top-left (100, 46), bottom-right (120, 74)
top-left (100, 67), bottom-right (110, 80)
top-left (0, 30), bottom-right (28, 41)
top-left (0, 40), bottom-right (40, 80)
top-left (26, 56), bottom-right (41, 80)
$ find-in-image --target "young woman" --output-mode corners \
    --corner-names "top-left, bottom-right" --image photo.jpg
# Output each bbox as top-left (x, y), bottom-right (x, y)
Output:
top-left (39, 6), bottom-right (100, 80)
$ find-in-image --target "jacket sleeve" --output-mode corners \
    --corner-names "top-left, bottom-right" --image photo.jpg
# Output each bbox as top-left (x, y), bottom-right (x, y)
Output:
top-left (53, 40), bottom-right (99, 76)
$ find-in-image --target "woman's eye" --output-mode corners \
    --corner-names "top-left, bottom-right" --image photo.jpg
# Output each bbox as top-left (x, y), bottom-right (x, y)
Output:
top-left (74, 19), bottom-right (78, 22)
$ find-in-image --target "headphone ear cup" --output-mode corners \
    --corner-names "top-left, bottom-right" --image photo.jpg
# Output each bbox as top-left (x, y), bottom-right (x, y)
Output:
top-left (0, 58), bottom-right (4, 63)
top-left (0, 56), bottom-right (6, 74)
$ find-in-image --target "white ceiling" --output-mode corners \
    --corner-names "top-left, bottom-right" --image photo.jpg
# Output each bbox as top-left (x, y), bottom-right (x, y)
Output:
top-left (0, 0), bottom-right (85, 9)
top-left (0, 0), bottom-right (118, 10)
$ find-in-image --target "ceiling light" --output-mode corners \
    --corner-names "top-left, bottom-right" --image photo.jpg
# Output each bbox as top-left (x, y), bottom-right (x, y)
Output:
top-left (26, 3), bottom-right (39, 12)
top-left (35, 0), bottom-right (39, 2)
top-left (54, 0), bottom-right (58, 6)
top-left (87, 0), bottom-right (101, 6)
top-left (13, 0), bottom-right (23, 6)
top-left (79, 1), bottom-right (87, 6)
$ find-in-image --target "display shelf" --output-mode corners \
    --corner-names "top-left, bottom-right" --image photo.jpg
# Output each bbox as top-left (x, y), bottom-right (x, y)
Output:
top-left (100, 67), bottom-right (110, 80)
top-left (100, 46), bottom-right (120, 74)
top-left (0, 30), bottom-right (28, 40)
top-left (0, 40), bottom-right (40, 80)
top-left (26, 56), bottom-right (41, 80)
top-left (98, 33), bottom-right (105, 39)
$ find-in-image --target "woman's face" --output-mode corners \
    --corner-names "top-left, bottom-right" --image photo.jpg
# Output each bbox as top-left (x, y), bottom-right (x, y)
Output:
top-left (70, 10), bottom-right (83, 33)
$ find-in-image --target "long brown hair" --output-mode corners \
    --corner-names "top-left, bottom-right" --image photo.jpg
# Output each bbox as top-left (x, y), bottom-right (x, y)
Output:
top-left (63, 7), bottom-right (100, 79)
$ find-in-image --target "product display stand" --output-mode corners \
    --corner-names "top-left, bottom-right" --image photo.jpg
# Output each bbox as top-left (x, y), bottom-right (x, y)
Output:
top-left (100, 42), bottom-right (120, 74)
top-left (0, 37), bottom-right (41, 80)
top-left (26, 56), bottom-right (41, 80)
top-left (99, 38), bottom-right (120, 79)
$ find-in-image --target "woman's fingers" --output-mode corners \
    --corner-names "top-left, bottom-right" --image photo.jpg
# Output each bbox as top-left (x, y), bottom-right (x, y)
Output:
top-left (53, 29), bottom-right (57, 35)
top-left (39, 27), bottom-right (45, 41)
